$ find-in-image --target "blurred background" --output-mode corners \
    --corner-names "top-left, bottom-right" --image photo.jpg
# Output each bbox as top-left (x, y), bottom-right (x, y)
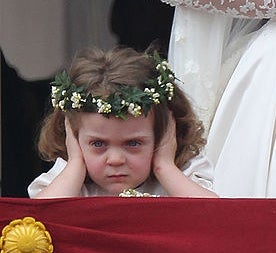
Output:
top-left (0, 0), bottom-right (174, 197)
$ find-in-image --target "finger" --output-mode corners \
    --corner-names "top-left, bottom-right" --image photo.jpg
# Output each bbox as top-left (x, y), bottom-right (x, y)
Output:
top-left (168, 111), bottom-right (176, 130)
top-left (64, 116), bottom-right (70, 132)
top-left (64, 116), bottom-right (78, 147)
top-left (65, 116), bottom-right (75, 137)
top-left (164, 112), bottom-right (176, 141)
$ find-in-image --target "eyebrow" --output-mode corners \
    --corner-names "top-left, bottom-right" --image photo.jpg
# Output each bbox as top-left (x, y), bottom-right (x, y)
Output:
top-left (86, 134), bottom-right (153, 139)
top-left (82, 131), bottom-right (153, 140)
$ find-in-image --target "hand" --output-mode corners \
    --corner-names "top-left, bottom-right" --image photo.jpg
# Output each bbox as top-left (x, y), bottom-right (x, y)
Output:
top-left (151, 113), bottom-right (218, 197)
top-left (152, 112), bottom-right (177, 173)
top-left (34, 117), bottom-right (87, 198)
top-left (65, 117), bottom-right (85, 164)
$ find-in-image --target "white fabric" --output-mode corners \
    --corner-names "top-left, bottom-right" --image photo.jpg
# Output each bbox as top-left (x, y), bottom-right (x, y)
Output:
top-left (163, 0), bottom-right (276, 197)
top-left (168, 7), bottom-right (265, 133)
top-left (208, 19), bottom-right (276, 197)
top-left (28, 154), bottom-right (214, 198)
top-left (161, 0), bottom-right (276, 19)
top-left (168, 7), bottom-right (232, 133)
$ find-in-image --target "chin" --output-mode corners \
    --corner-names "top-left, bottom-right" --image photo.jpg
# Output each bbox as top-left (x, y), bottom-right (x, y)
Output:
top-left (107, 185), bottom-right (132, 196)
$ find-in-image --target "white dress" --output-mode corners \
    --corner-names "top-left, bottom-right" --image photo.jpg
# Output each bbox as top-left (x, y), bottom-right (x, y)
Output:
top-left (28, 154), bottom-right (214, 198)
top-left (161, 0), bottom-right (276, 197)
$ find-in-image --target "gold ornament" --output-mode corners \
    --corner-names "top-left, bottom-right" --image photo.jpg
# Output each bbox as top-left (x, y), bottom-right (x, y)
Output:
top-left (0, 217), bottom-right (53, 253)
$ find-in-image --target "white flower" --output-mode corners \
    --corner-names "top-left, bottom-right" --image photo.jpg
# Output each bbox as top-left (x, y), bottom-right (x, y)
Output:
top-left (58, 100), bottom-right (65, 111)
top-left (144, 87), bottom-right (161, 104)
top-left (144, 88), bottom-right (150, 93)
top-left (71, 92), bottom-right (85, 109)
top-left (51, 99), bottom-right (58, 108)
top-left (166, 82), bottom-right (174, 90)
top-left (152, 93), bottom-right (160, 104)
top-left (152, 93), bottom-right (160, 98)
top-left (71, 92), bottom-right (81, 101)
top-left (128, 103), bottom-right (134, 110)
top-left (128, 103), bottom-right (142, 117)
top-left (144, 87), bottom-right (155, 94)
top-left (157, 75), bottom-right (162, 84)
top-left (96, 99), bottom-right (103, 107)
top-left (168, 74), bottom-right (174, 79)
top-left (51, 86), bottom-right (59, 95)
top-left (156, 64), bottom-right (161, 70)
top-left (119, 189), bottom-right (159, 197)
top-left (161, 60), bottom-right (169, 67)
top-left (97, 101), bottom-right (112, 114)
top-left (157, 61), bottom-right (169, 71)
top-left (165, 82), bottom-right (174, 101)
top-left (156, 61), bottom-right (170, 71)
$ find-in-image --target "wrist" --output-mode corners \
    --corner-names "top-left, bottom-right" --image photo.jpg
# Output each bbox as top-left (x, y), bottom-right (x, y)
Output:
top-left (68, 157), bottom-right (85, 165)
top-left (66, 158), bottom-right (86, 177)
top-left (153, 161), bottom-right (178, 175)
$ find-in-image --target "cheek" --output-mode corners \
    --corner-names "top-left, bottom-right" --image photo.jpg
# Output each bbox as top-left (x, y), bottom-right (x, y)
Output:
top-left (84, 155), bottom-right (105, 178)
top-left (132, 151), bottom-right (153, 172)
top-left (78, 138), bottom-right (96, 165)
top-left (79, 145), bottom-right (103, 175)
top-left (83, 154), bottom-right (104, 173)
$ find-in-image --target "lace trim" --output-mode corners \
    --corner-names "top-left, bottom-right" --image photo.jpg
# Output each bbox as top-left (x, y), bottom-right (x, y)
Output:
top-left (161, 0), bottom-right (276, 18)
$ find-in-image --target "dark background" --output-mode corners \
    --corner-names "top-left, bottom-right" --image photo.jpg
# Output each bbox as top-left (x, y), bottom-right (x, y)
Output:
top-left (1, 0), bottom-right (174, 197)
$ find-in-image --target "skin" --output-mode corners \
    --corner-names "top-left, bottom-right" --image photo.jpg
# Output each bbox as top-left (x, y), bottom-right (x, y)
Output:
top-left (78, 112), bottom-right (155, 195)
top-left (35, 112), bottom-right (218, 198)
top-left (152, 113), bottom-right (217, 197)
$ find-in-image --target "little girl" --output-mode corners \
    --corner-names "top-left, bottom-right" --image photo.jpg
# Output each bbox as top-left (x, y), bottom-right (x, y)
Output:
top-left (28, 46), bottom-right (217, 198)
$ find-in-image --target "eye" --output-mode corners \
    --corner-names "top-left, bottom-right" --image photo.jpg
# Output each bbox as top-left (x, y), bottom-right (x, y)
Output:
top-left (91, 140), bottom-right (104, 148)
top-left (127, 140), bottom-right (141, 147)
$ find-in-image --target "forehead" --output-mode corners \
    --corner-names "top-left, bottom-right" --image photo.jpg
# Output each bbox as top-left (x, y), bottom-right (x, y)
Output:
top-left (78, 112), bottom-right (154, 137)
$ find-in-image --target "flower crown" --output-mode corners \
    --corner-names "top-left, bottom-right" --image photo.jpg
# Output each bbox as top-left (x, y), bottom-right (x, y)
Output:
top-left (51, 51), bottom-right (175, 119)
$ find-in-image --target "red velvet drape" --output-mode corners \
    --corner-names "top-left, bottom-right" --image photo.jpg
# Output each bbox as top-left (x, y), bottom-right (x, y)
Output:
top-left (1, 197), bottom-right (276, 252)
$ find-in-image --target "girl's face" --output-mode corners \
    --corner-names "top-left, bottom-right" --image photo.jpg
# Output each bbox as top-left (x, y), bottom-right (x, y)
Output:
top-left (78, 112), bottom-right (155, 195)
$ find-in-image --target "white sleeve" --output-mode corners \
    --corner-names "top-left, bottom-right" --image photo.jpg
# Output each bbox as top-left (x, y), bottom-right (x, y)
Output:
top-left (161, 0), bottom-right (276, 19)
top-left (27, 158), bottom-right (67, 198)
top-left (182, 154), bottom-right (214, 191)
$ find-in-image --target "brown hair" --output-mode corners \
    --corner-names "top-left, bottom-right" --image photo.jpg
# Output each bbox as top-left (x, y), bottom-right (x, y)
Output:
top-left (38, 46), bottom-right (205, 168)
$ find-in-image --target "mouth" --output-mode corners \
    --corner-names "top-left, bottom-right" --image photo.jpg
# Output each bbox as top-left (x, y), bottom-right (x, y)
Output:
top-left (107, 174), bottom-right (128, 183)
top-left (108, 174), bottom-right (127, 178)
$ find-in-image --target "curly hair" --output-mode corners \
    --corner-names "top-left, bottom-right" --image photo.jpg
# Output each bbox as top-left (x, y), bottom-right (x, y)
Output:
top-left (38, 46), bottom-right (205, 168)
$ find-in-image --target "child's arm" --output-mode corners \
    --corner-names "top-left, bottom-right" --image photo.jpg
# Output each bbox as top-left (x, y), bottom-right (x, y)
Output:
top-left (152, 113), bottom-right (218, 198)
top-left (34, 118), bottom-right (87, 198)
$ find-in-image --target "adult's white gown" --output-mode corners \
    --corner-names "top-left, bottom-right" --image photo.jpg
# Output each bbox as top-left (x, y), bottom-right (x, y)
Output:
top-left (161, 0), bottom-right (276, 197)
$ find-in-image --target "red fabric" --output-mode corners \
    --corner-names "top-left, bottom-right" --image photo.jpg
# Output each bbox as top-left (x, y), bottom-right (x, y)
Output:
top-left (1, 197), bottom-right (276, 252)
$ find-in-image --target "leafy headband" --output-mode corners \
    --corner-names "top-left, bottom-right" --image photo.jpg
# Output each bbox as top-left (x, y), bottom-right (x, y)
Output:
top-left (51, 51), bottom-right (175, 119)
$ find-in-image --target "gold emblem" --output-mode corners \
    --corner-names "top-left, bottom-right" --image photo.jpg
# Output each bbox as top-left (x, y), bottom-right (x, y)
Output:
top-left (0, 217), bottom-right (53, 253)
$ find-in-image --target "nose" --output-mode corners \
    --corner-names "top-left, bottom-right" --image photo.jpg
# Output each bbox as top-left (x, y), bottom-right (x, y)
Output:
top-left (106, 147), bottom-right (126, 166)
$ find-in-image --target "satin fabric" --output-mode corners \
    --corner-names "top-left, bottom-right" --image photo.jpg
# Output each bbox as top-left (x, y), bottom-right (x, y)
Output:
top-left (1, 197), bottom-right (276, 252)
top-left (207, 19), bottom-right (276, 197)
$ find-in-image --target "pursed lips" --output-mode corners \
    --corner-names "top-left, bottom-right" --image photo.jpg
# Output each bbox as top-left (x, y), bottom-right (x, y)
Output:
top-left (108, 174), bottom-right (128, 178)
top-left (107, 174), bottom-right (128, 184)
